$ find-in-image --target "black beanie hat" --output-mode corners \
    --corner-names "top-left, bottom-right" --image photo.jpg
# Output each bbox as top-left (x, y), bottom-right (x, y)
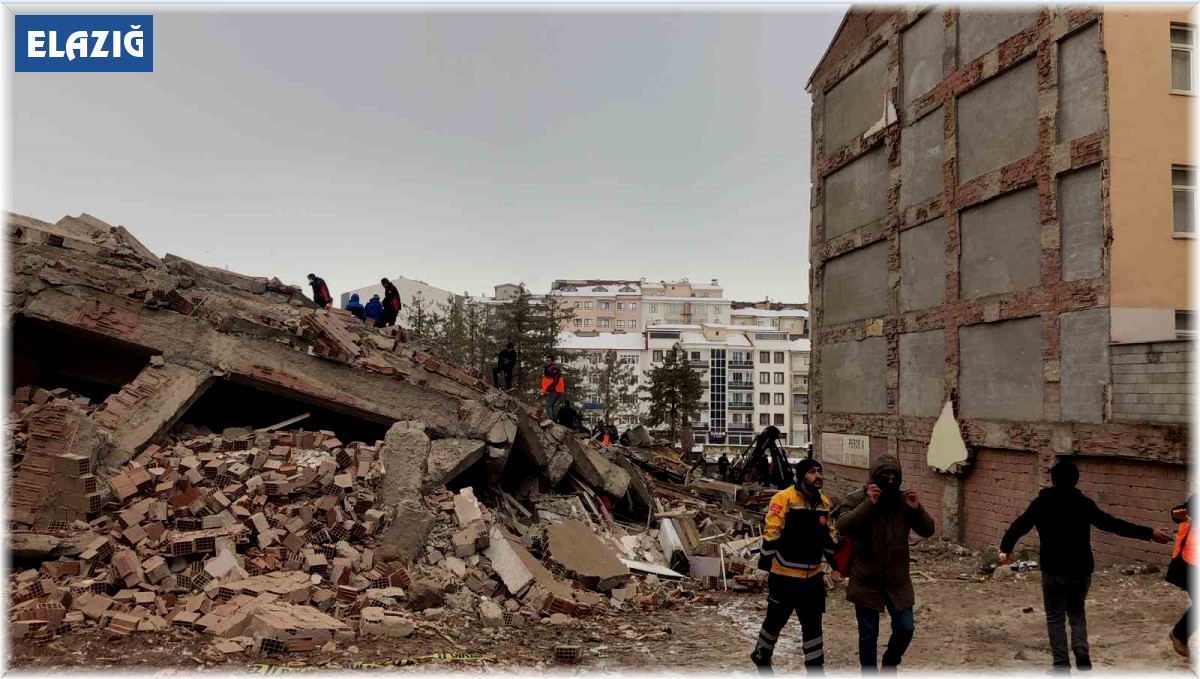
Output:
top-left (794, 458), bottom-right (822, 482)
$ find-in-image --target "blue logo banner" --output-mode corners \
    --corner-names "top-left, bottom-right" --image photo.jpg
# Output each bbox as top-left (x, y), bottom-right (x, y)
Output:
top-left (15, 15), bottom-right (153, 72)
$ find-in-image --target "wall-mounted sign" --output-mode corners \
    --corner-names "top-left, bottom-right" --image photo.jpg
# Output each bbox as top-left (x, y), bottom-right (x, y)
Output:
top-left (821, 433), bottom-right (870, 469)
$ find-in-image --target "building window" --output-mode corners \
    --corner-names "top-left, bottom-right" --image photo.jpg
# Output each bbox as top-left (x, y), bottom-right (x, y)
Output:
top-left (1172, 24), bottom-right (1196, 93)
top-left (759, 392), bottom-right (770, 405)
top-left (774, 393), bottom-right (785, 405)
top-left (584, 319), bottom-right (592, 327)
top-left (630, 302), bottom-right (638, 310)
top-left (1177, 311), bottom-right (1196, 339)
top-left (584, 301), bottom-right (593, 310)
top-left (653, 350), bottom-right (664, 362)
top-left (600, 301), bottom-right (611, 310)
top-left (616, 320), bottom-right (624, 328)
top-left (691, 351), bottom-right (701, 361)
top-left (759, 351), bottom-right (770, 363)
top-left (1174, 166), bottom-right (1196, 234)
top-left (759, 371), bottom-right (770, 384)
top-left (650, 304), bottom-right (658, 313)
top-left (774, 352), bottom-right (785, 364)
top-left (599, 318), bottom-right (611, 327)
top-left (574, 318), bottom-right (583, 327)
top-left (627, 319), bottom-right (637, 328)
top-left (759, 413), bottom-right (770, 426)
top-left (731, 413), bottom-right (742, 424)
top-left (773, 413), bottom-right (785, 426)
top-left (589, 354), bottom-right (600, 365)
top-left (774, 372), bottom-right (784, 385)
top-left (620, 355), bottom-right (637, 365)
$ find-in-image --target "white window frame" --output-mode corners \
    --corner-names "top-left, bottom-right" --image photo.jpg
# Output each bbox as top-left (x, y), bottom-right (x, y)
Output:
top-left (774, 372), bottom-right (784, 385)
top-left (759, 413), bottom-right (770, 426)
top-left (598, 318), bottom-right (611, 327)
top-left (600, 301), bottom-right (611, 310)
top-left (1172, 24), bottom-right (1196, 95)
top-left (584, 301), bottom-right (593, 310)
top-left (574, 318), bottom-right (583, 327)
top-left (616, 320), bottom-right (624, 328)
top-left (759, 371), bottom-right (770, 384)
top-left (1174, 165), bottom-right (1196, 236)
top-left (584, 318), bottom-right (592, 327)
top-left (653, 350), bottom-right (663, 362)
top-left (630, 302), bottom-right (638, 310)
top-left (774, 393), bottom-right (785, 405)
top-left (627, 319), bottom-right (637, 328)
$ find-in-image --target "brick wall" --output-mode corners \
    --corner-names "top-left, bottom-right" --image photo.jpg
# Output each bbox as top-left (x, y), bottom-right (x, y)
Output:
top-left (962, 449), bottom-right (1041, 552)
top-left (898, 442), bottom-right (946, 535)
top-left (1111, 340), bottom-right (1192, 425)
top-left (1075, 457), bottom-right (1189, 567)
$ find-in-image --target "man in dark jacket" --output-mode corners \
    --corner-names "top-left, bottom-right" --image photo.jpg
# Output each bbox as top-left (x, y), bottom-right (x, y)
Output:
top-left (832, 454), bottom-right (935, 673)
top-left (307, 273), bottom-right (332, 309)
top-left (718, 453), bottom-right (730, 482)
top-left (380, 278), bottom-right (402, 327)
top-left (998, 460), bottom-right (1170, 671)
top-left (554, 399), bottom-right (584, 431)
top-left (493, 342), bottom-right (517, 390)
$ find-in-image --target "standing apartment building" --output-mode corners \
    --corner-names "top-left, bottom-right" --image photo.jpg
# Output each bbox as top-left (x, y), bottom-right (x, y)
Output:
top-left (808, 6), bottom-right (1193, 565)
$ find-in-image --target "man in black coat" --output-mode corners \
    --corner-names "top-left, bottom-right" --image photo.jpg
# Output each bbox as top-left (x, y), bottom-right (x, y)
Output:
top-left (380, 278), bottom-right (402, 327)
top-left (307, 273), bottom-right (332, 309)
top-left (999, 460), bottom-right (1171, 672)
top-left (493, 342), bottom-right (517, 390)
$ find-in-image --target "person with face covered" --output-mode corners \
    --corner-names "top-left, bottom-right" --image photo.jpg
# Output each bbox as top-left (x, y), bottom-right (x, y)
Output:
top-left (751, 458), bottom-right (841, 675)
top-left (832, 454), bottom-right (935, 673)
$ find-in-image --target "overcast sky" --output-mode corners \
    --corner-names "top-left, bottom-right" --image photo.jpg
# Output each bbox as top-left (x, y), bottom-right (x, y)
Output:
top-left (10, 5), bottom-right (847, 303)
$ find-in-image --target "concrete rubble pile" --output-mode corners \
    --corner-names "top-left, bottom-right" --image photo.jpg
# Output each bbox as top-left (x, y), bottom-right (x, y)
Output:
top-left (5, 212), bottom-right (760, 659)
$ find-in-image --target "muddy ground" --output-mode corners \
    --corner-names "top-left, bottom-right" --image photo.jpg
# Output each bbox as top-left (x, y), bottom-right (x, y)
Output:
top-left (8, 546), bottom-right (1195, 674)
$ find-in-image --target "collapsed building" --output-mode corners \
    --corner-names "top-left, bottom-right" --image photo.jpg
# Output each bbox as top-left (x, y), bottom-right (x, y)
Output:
top-left (4, 212), bottom-right (768, 656)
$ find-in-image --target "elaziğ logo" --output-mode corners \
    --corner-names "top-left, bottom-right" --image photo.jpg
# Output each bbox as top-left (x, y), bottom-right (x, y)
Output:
top-left (16, 15), bottom-right (153, 72)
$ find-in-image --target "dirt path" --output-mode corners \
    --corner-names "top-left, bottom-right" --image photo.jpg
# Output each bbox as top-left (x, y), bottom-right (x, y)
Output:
top-left (8, 550), bottom-right (1196, 673)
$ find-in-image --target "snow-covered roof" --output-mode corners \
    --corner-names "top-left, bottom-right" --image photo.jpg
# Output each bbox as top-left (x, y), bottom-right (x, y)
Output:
top-left (790, 338), bottom-right (812, 352)
top-left (555, 333), bottom-right (645, 351)
top-left (731, 308), bottom-right (808, 318)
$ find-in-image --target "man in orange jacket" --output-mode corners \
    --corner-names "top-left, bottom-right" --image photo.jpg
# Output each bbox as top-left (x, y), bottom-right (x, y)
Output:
top-left (1168, 495), bottom-right (1196, 656)
top-left (541, 354), bottom-right (564, 420)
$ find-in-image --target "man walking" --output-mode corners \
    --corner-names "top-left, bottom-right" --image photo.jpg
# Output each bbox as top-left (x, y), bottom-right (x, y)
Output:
top-left (718, 453), bottom-right (730, 482)
top-left (307, 273), bottom-right (333, 310)
top-left (1167, 495), bottom-right (1196, 657)
top-left (540, 354), bottom-right (564, 420)
top-left (493, 342), bottom-right (517, 390)
top-left (380, 278), bottom-right (402, 327)
top-left (998, 460), bottom-right (1170, 672)
top-left (751, 458), bottom-right (840, 675)
top-left (832, 454), bottom-right (935, 673)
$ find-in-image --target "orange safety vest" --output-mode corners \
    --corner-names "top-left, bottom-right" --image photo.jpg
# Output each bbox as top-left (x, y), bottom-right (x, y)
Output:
top-left (602, 434), bottom-right (611, 445)
top-left (1174, 521), bottom-right (1199, 565)
top-left (540, 376), bottom-right (564, 394)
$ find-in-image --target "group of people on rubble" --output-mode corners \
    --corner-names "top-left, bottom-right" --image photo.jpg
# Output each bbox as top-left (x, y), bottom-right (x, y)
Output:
top-left (306, 273), bottom-right (402, 328)
top-left (753, 455), bottom-right (1195, 674)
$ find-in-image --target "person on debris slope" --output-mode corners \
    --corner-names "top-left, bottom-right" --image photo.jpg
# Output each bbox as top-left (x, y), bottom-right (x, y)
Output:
top-left (307, 273), bottom-right (333, 310)
top-left (1167, 494), bottom-right (1196, 657)
top-left (832, 453), bottom-right (935, 674)
top-left (751, 458), bottom-right (841, 675)
top-left (554, 399), bottom-right (584, 431)
top-left (541, 354), bottom-right (565, 420)
top-left (363, 294), bottom-right (384, 327)
top-left (380, 278), bottom-right (402, 327)
top-left (493, 342), bottom-right (517, 390)
top-left (998, 459), bottom-right (1171, 672)
top-left (719, 453), bottom-right (730, 482)
top-left (344, 293), bottom-right (365, 321)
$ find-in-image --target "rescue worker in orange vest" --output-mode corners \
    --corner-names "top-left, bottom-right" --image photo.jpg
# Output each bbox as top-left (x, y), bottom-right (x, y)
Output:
top-left (1167, 495), bottom-right (1197, 656)
top-left (752, 458), bottom-right (841, 675)
top-left (541, 354), bottom-right (565, 420)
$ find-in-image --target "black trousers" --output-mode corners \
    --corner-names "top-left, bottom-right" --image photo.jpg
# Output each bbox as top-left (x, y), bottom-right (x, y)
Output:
top-left (1041, 573), bottom-right (1091, 666)
top-left (380, 308), bottom-right (398, 327)
top-left (492, 366), bottom-right (513, 389)
top-left (1173, 590), bottom-right (1193, 642)
top-left (754, 572), bottom-right (826, 666)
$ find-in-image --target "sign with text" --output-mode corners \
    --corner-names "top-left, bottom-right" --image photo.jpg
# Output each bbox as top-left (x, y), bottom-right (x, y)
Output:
top-left (820, 433), bottom-right (870, 469)
top-left (16, 15), bottom-right (153, 72)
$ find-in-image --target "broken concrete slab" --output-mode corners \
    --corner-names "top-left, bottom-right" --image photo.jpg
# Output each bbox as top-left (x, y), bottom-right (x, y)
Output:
top-left (565, 437), bottom-right (630, 498)
top-left (482, 527), bottom-right (534, 597)
top-left (9, 532), bottom-right (62, 560)
top-left (94, 362), bottom-right (214, 469)
top-left (453, 488), bottom-right (484, 527)
top-left (547, 520), bottom-right (631, 592)
top-left (425, 439), bottom-right (487, 491)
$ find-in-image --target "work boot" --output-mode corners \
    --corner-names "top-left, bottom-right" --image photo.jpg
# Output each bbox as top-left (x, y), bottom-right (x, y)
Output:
top-left (750, 650), bottom-right (774, 676)
top-left (1074, 652), bottom-right (1092, 671)
top-left (1170, 632), bottom-right (1190, 658)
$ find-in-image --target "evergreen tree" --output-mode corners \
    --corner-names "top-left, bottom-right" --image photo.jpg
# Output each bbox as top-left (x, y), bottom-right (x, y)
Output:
top-left (645, 343), bottom-right (704, 446)
top-left (406, 290), bottom-right (441, 340)
top-left (490, 287), bottom-right (576, 402)
top-left (585, 349), bottom-right (641, 427)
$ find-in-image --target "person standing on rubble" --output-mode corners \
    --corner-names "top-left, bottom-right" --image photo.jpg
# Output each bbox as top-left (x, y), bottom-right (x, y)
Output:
top-left (380, 278), bottom-right (402, 327)
top-left (752, 458), bottom-right (841, 675)
top-left (996, 459), bottom-right (1171, 672)
top-left (493, 342), bottom-right (517, 390)
top-left (832, 453), bottom-right (935, 674)
top-left (364, 294), bottom-right (384, 327)
top-left (718, 453), bottom-right (730, 482)
top-left (344, 293), bottom-right (365, 321)
top-left (307, 273), bottom-right (333, 310)
top-left (541, 354), bottom-right (565, 420)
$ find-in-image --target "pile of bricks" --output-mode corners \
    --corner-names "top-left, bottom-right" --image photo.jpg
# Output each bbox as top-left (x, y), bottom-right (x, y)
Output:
top-left (7, 423), bottom-right (408, 652)
top-left (9, 388), bottom-right (102, 526)
top-left (299, 311), bottom-right (362, 364)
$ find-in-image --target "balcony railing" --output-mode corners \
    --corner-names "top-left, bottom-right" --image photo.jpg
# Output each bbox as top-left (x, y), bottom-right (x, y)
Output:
top-left (728, 402), bottom-right (754, 411)
top-left (729, 422), bottom-right (753, 431)
top-left (729, 360), bottom-right (754, 368)
top-left (688, 360), bottom-right (709, 369)
top-left (728, 382), bottom-right (754, 391)
top-left (690, 421), bottom-right (709, 430)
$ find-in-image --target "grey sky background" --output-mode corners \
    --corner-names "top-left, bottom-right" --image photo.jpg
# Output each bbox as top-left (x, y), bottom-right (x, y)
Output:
top-left (11, 6), bottom-right (848, 303)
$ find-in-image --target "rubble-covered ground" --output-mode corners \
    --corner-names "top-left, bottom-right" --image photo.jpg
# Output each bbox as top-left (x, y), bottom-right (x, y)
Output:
top-left (8, 543), bottom-right (1194, 673)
